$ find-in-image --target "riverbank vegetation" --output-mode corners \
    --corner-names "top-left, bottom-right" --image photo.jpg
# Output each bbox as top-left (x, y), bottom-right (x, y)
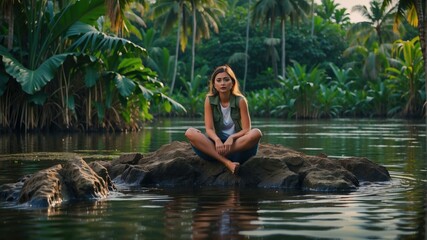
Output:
top-left (0, 0), bottom-right (425, 131)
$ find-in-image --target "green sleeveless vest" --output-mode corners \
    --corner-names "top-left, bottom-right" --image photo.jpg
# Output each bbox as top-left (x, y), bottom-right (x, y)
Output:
top-left (208, 94), bottom-right (242, 135)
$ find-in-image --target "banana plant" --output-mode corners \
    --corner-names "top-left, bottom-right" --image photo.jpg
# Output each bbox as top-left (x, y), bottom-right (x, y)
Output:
top-left (367, 81), bottom-right (392, 117)
top-left (0, 0), bottom-right (106, 130)
top-left (0, 0), bottom-right (183, 131)
top-left (386, 37), bottom-right (425, 117)
top-left (329, 63), bottom-right (354, 92)
top-left (315, 84), bottom-right (341, 118)
top-left (247, 88), bottom-right (284, 117)
top-left (0, 0), bottom-right (105, 96)
top-left (283, 60), bottom-right (325, 118)
top-left (66, 21), bottom-right (185, 125)
top-left (342, 89), bottom-right (372, 117)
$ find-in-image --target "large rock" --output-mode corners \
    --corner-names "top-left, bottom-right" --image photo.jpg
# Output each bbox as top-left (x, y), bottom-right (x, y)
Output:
top-left (105, 141), bottom-right (390, 191)
top-left (0, 141), bottom-right (391, 207)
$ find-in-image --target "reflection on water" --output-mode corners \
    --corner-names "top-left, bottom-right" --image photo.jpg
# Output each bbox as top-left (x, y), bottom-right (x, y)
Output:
top-left (194, 192), bottom-right (257, 239)
top-left (0, 182), bottom-right (422, 239)
top-left (0, 118), bottom-right (425, 239)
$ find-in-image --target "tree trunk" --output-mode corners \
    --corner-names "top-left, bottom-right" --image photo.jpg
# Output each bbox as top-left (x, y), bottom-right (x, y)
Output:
top-left (270, 22), bottom-right (278, 79)
top-left (170, 17), bottom-right (181, 95)
top-left (281, 19), bottom-right (286, 80)
top-left (191, 2), bottom-right (196, 83)
top-left (243, 0), bottom-right (251, 92)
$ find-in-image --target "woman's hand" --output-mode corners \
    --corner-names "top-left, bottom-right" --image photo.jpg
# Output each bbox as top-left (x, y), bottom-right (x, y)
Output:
top-left (223, 137), bottom-right (234, 155)
top-left (214, 139), bottom-right (226, 155)
top-left (215, 136), bottom-right (234, 155)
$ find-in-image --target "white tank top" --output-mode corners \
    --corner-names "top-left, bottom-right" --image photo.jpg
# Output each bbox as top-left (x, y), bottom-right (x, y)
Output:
top-left (220, 104), bottom-right (235, 136)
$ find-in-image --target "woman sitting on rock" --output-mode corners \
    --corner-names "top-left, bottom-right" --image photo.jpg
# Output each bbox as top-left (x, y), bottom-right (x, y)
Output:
top-left (185, 65), bottom-right (262, 175)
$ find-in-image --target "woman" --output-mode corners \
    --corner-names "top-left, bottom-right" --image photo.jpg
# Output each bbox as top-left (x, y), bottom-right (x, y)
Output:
top-left (185, 65), bottom-right (262, 175)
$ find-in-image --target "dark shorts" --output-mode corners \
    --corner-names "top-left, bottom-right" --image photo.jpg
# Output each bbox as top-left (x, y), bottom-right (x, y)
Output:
top-left (191, 134), bottom-right (258, 164)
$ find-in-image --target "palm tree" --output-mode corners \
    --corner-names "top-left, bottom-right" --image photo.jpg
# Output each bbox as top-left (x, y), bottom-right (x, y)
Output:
top-left (189, 0), bottom-right (226, 83)
top-left (152, 0), bottom-right (192, 94)
top-left (316, 0), bottom-right (350, 25)
top-left (382, 0), bottom-right (427, 117)
top-left (348, 0), bottom-right (399, 46)
top-left (282, 0), bottom-right (309, 79)
top-left (244, 0), bottom-right (252, 92)
top-left (316, 0), bottom-right (339, 22)
top-left (252, 0), bottom-right (281, 78)
top-left (333, 8), bottom-right (351, 25)
top-left (344, 42), bottom-right (391, 82)
top-left (252, 0), bottom-right (309, 80)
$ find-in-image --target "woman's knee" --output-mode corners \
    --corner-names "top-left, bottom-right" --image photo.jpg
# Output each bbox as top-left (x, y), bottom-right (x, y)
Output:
top-left (185, 127), bottom-right (200, 140)
top-left (251, 128), bottom-right (263, 140)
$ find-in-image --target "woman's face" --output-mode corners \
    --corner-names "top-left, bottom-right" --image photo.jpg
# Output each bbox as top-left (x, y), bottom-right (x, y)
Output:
top-left (214, 72), bottom-right (233, 94)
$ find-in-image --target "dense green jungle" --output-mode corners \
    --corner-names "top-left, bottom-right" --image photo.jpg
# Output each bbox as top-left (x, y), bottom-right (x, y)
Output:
top-left (0, 0), bottom-right (426, 132)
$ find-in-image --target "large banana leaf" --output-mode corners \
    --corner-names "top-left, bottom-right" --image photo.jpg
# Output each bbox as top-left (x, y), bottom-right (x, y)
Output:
top-left (0, 0), bottom-right (107, 95)
top-left (112, 73), bottom-right (136, 97)
top-left (2, 52), bottom-right (73, 94)
top-left (18, 0), bottom-right (107, 69)
top-left (153, 92), bottom-right (186, 113)
top-left (84, 66), bottom-right (100, 88)
top-left (49, 0), bottom-right (105, 45)
top-left (66, 22), bottom-right (147, 57)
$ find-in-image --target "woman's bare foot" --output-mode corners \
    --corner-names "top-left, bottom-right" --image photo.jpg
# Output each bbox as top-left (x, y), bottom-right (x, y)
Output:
top-left (225, 161), bottom-right (240, 175)
top-left (233, 162), bottom-right (240, 175)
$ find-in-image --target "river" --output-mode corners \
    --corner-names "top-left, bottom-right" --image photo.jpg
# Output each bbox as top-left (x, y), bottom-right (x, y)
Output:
top-left (0, 118), bottom-right (425, 239)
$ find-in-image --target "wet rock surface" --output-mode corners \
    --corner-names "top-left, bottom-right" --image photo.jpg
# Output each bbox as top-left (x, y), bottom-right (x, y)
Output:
top-left (0, 141), bottom-right (390, 207)
top-left (1, 157), bottom-right (114, 207)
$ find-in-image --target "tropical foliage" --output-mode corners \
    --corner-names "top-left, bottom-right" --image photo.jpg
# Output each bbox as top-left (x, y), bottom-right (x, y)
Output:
top-left (168, 0), bottom-right (424, 119)
top-left (0, 0), bottom-right (183, 132)
top-left (386, 37), bottom-right (425, 117)
top-left (382, 0), bottom-right (427, 118)
top-left (0, 0), bottom-right (426, 132)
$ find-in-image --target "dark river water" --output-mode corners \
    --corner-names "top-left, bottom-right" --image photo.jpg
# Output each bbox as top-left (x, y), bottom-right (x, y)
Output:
top-left (0, 118), bottom-right (426, 240)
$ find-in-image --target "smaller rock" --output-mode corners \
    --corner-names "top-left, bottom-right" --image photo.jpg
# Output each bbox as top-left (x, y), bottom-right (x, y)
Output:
top-left (61, 157), bottom-right (110, 200)
top-left (19, 164), bottom-right (64, 207)
top-left (339, 157), bottom-right (391, 182)
top-left (2, 157), bottom-right (112, 208)
top-left (240, 156), bottom-right (300, 188)
top-left (302, 170), bottom-right (358, 191)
